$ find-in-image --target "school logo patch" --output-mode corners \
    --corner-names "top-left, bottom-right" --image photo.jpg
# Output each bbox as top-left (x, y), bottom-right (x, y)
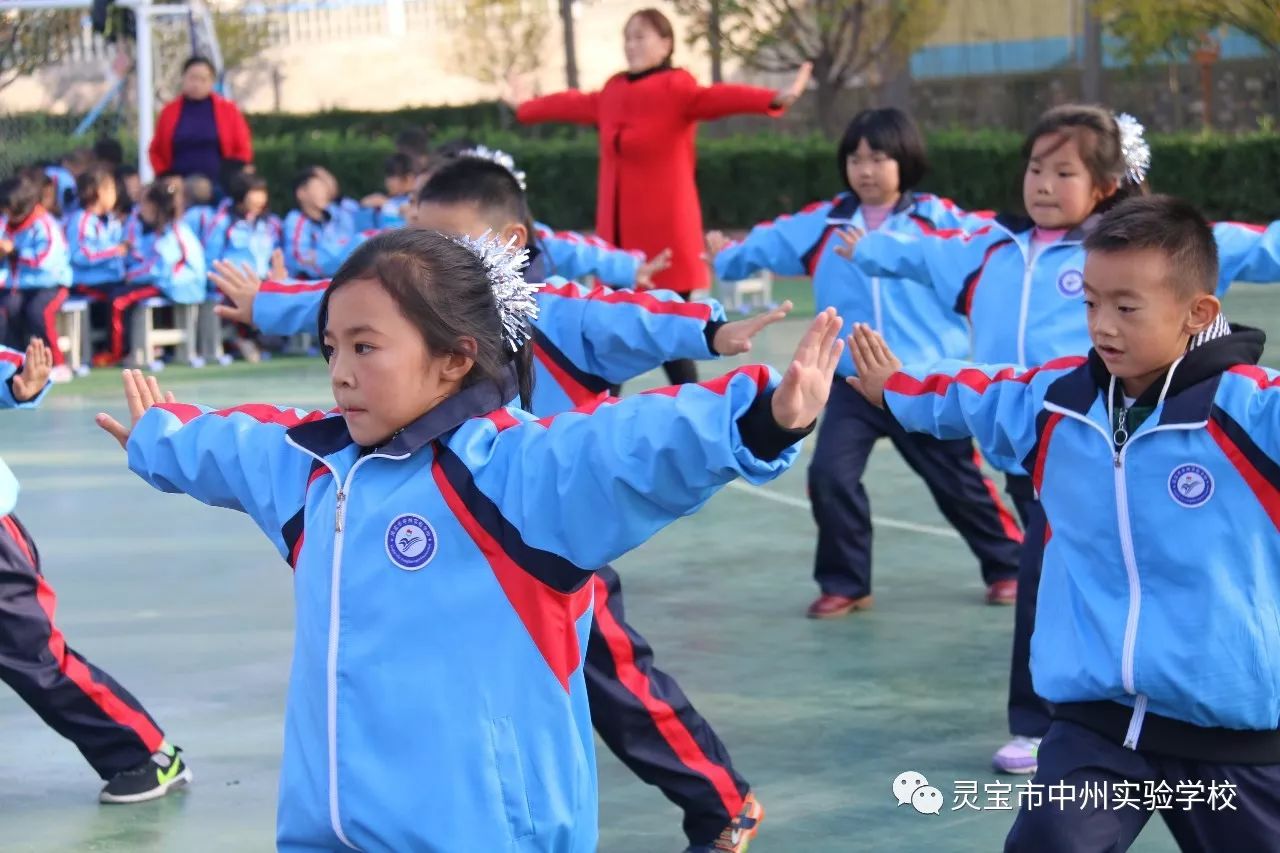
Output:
top-left (1057, 269), bottom-right (1085, 298)
top-left (385, 514), bottom-right (438, 571)
top-left (1168, 464), bottom-right (1214, 508)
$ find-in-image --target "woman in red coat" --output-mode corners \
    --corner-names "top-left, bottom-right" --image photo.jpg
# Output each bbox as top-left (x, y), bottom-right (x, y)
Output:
top-left (148, 56), bottom-right (253, 188)
top-left (511, 8), bottom-right (808, 383)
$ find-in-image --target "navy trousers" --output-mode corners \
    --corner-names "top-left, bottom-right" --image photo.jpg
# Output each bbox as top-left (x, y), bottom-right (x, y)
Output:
top-left (808, 379), bottom-right (1022, 598)
top-left (1005, 475), bottom-right (1053, 739)
top-left (0, 514), bottom-right (164, 779)
top-left (1006, 720), bottom-right (1280, 852)
top-left (586, 565), bottom-right (749, 845)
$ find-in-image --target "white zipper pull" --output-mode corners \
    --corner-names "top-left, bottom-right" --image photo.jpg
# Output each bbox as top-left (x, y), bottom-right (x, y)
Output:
top-left (335, 489), bottom-right (346, 533)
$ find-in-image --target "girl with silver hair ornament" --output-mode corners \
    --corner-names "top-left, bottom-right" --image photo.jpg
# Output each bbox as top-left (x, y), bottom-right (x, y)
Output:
top-left (99, 228), bottom-right (843, 853)
top-left (836, 104), bottom-right (1280, 778)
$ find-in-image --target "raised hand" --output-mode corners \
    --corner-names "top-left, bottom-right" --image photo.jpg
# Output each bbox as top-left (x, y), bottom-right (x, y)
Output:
top-left (712, 300), bottom-right (793, 356)
top-left (704, 230), bottom-right (731, 260)
top-left (269, 248), bottom-right (287, 282)
top-left (635, 247), bottom-right (672, 290)
top-left (10, 337), bottom-right (52, 401)
top-left (771, 307), bottom-right (843, 430)
top-left (833, 226), bottom-right (865, 260)
top-left (96, 370), bottom-right (177, 449)
top-left (772, 61), bottom-right (813, 110)
top-left (846, 323), bottom-right (903, 409)
top-left (210, 260), bottom-right (263, 325)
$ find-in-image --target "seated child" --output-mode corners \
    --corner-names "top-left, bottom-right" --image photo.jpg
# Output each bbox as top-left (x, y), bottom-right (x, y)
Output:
top-left (66, 166), bottom-right (128, 292)
top-left (357, 153), bottom-right (415, 231)
top-left (181, 174), bottom-right (219, 244)
top-left (0, 168), bottom-right (73, 380)
top-left (281, 167), bottom-right (362, 279)
top-left (204, 172), bottom-right (281, 279)
top-left (95, 182), bottom-right (206, 366)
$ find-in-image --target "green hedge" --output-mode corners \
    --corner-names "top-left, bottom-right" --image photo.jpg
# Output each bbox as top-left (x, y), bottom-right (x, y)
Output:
top-left (8, 120), bottom-right (1280, 228)
top-left (257, 129), bottom-right (1280, 229)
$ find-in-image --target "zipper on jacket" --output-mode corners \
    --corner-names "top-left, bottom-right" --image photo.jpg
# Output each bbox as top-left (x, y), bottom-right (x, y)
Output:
top-left (282, 435), bottom-right (411, 851)
top-left (1016, 258), bottom-right (1037, 366)
top-left (871, 275), bottom-right (883, 333)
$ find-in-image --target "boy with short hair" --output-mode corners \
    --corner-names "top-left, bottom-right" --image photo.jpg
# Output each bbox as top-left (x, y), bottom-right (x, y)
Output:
top-left (849, 194), bottom-right (1280, 851)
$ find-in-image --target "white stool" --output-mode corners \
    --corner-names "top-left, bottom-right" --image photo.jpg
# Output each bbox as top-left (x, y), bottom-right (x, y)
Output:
top-left (127, 297), bottom-right (199, 368)
top-left (715, 270), bottom-right (774, 314)
top-left (56, 298), bottom-right (91, 372)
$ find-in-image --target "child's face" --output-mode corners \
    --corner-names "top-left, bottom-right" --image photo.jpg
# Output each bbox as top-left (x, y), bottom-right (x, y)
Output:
top-left (385, 175), bottom-right (414, 197)
top-left (244, 188), bottom-right (268, 217)
top-left (139, 199), bottom-right (158, 225)
top-left (1084, 247), bottom-right (1218, 393)
top-left (845, 138), bottom-right (901, 207)
top-left (414, 200), bottom-right (526, 248)
top-left (314, 168), bottom-right (340, 203)
top-left (97, 177), bottom-right (118, 213)
top-left (324, 277), bottom-right (472, 446)
top-left (297, 177), bottom-right (328, 211)
top-left (1023, 132), bottom-right (1114, 230)
top-left (124, 174), bottom-right (142, 203)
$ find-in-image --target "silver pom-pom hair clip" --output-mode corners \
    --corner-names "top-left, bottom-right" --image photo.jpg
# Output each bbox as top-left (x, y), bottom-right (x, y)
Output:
top-left (451, 230), bottom-right (540, 351)
top-left (462, 145), bottom-right (528, 191)
top-left (1114, 112), bottom-right (1151, 186)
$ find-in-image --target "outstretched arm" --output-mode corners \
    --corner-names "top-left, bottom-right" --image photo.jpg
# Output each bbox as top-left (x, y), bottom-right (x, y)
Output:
top-left (463, 310), bottom-right (842, 570)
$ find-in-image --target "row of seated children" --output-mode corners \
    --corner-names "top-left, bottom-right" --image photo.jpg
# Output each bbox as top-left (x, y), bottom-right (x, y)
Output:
top-left (7, 136), bottom-right (668, 378)
top-left (0, 166), bottom-right (205, 380)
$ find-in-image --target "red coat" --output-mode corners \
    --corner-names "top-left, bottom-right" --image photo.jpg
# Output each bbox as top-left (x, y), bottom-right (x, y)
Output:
top-left (149, 92), bottom-right (254, 176)
top-left (518, 68), bottom-right (780, 292)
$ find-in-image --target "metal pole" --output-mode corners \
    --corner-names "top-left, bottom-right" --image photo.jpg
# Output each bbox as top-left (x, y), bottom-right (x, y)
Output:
top-left (133, 0), bottom-right (155, 182)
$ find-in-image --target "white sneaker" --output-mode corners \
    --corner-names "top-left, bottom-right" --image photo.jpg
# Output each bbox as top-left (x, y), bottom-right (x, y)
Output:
top-left (49, 365), bottom-right (74, 384)
top-left (992, 736), bottom-right (1041, 774)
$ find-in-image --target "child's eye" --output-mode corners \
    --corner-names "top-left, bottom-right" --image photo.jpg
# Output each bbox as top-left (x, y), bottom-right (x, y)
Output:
top-left (320, 344), bottom-right (335, 362)
top-left (1118, 306), bottom-right (1137, 314)
top-left (1083, 300), bottom-right (1095, 309)
top-left (354, 342), bottom-right (375, 355)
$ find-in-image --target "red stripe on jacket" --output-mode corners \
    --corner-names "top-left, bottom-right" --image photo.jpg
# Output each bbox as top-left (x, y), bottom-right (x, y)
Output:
top-left (885, 356), bottom-right (1088, 398)
top-left (538, 281), bottom-right (712, 320)
top-left (431, 452), bottom-right (593, 692)
top-left (1207, 418), bottom-right (1280, 531)
top-left (156, 402), bottom-right (330, 428)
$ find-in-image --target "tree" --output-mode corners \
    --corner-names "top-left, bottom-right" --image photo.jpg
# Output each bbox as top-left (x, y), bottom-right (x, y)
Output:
top-left (1094, 0), bottom-right (1280, 128)
top-left (1096, 0), bottom-right (1280, 62)
top-left (446, 0), bottom-right (550, 88)
top-left (559, 0), bottom-right (579, 89)
top-left (0, 9), bottom-right (82, 94)
top-left (1205, 0), bottom-right (1280, 55)
top-left (212, 9), bottom-right (274, 75)
top-left (674, 0), bottom-right (941, 134)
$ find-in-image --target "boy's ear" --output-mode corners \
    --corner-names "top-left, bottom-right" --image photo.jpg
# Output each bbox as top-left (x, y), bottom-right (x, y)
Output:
top-left (1185, 293), bottom-right (1222, 337)
top-left (501, 222), bottom-right (529, 249)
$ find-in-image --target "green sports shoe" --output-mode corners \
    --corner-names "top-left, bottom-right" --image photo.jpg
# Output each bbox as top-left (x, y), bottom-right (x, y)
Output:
top-left (99, 746), bottom-right (193, 804)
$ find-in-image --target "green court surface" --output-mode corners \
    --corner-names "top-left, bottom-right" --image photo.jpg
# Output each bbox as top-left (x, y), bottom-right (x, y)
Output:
top-left (3, 282), bottom-right (1279, 853)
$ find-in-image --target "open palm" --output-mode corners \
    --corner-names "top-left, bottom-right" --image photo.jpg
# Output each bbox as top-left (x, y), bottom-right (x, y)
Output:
top-left (96, 370), bottom-right (178, 449)
top-left (771, 308), bottom-right (843, 429)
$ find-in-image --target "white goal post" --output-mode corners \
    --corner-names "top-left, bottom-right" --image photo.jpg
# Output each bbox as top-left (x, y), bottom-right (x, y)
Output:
top-left (0, 0), bottom-right (224, 181)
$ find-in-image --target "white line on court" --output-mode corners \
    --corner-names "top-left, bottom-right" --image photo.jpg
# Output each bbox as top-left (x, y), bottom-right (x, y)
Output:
top-left (725, 481), bottom-right (961, 539)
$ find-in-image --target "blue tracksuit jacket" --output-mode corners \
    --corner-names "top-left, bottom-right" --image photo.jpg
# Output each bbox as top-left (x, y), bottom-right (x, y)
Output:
top-left (65, 210), bottom-right (126, 285)
top-left (1, 346), bottom-right (51, 516)
top-left (125, 364), bottom-right (799, 851)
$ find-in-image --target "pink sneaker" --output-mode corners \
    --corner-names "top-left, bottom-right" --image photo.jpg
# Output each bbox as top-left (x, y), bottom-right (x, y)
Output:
top-left (992, 736), bottom-right (1041, 774)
